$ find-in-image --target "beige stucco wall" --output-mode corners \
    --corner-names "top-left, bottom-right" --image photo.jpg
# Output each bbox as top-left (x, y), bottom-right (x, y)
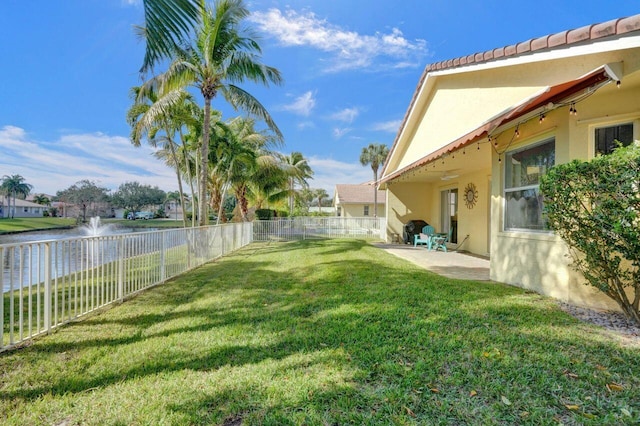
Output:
top-left (490, 63), bottom-right (640, 311)
top-left (385, 183), bottom-right (433, 241)
top-left (386, 47), bottom-right (640, 176)
top-left (386, 43), bottom-right (640, 312)
top-left (339, 203), bottom-right (386, 218)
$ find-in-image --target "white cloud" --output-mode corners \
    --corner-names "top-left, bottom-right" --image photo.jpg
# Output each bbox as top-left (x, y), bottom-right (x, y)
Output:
top-left (249, 8), bottom-right (428, 72)
top-left (0, 125), bottom-right (178, 195)
top-left (371, 119), bottom-right (402, 133)
top-left (297, 121), bottom-right (316, 130)
top-left (333, 127), bottom-right (352, 139)
top-left (280, 91), bottom-right (316, 116)
top-left (307, 157), bottom-right (373, 194)
top-left (330, 107), bottom-right (360, 123)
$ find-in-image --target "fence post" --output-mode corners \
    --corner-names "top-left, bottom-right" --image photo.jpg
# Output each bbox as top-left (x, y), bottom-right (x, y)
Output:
top-left (43, 242), bottom-right (51, 333)
top-left (160, 231), bottom-right (166, 282)
top-left (118, 237), bottom-right (124, 301)
top-left (0, 247), bottom-right (4, 347)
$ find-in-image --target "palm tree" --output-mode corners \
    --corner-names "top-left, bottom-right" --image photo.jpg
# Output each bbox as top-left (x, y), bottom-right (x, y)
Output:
top-left (128, 86), bottom-right (203, 228)
top-left (146, 0), bottom-right (283, 226)
top-left (165, 191), bottom-right (181, 221)
top-left (32, 194), bottom-right (51, 206)
top-left (359, 143), bottom-right (390, 218)
top-left (137, 0), bottom-right (200, 74)
top-left (297, 187), bottom-right (315, 214)
top-left (218, 117), bottom-right (275, 222)
top-left (315, 188), bottom-right (329, 215)
top-left (0, 174), bottom-right (33, 219)
top-left (279, 152), bottom-right (314, 216)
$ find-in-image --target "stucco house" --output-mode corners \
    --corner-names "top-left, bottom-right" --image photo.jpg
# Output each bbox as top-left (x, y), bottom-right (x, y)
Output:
top-left (0, 197), bottom-right (46, 218)
top-left (379, 15), bottom-right (640, 311)
top-left (334, 184), bottom-right (386, 218)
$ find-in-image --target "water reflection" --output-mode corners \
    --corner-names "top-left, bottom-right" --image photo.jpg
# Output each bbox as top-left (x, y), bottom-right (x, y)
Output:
top-left (1, 225), bottom-right (159, 293)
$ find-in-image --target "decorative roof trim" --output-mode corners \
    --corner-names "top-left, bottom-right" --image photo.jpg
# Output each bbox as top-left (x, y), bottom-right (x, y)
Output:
top-left (380, 15), bottom-right (640, 184)
top-left (426, 15), bottom-right (640, 72)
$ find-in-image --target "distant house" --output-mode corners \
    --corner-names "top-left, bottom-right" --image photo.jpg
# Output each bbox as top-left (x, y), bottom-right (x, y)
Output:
top-left (0, 197), bottom-right (46, 218)
top-left (333, 184), bottom-right (386, 218)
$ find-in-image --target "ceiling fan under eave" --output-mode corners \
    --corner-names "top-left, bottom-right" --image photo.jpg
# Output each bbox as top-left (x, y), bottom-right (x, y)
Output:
top-left (440, 169), bottom-right (461, 181)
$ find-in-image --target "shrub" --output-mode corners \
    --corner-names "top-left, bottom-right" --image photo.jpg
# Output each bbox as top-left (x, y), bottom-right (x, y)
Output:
top-left (255, 209), bottom-right (276, 220)
top-left (540, 142), bottom-right (640, 324)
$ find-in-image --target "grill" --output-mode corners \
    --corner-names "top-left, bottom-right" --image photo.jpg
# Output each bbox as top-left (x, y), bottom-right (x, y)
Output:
top-left (403, 220), bottom-right (428, 244)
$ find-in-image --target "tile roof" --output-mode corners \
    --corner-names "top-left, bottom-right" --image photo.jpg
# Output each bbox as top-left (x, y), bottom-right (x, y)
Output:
top-left (381, 14), bottom-right (640, 181)
top-left (426, 15), bottom-right (640, 72)
top-left (335, 184), bottom-right (386, 204)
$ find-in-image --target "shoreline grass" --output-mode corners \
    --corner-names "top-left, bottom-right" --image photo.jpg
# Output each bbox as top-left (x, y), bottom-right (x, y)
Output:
top-left (0, 217), bottom-right (76, 235)
top-left (0, 239), bottom-right (638, 425)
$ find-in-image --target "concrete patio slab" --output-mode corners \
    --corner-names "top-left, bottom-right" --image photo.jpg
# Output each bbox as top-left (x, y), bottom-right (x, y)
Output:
top-left (373, 243), bottom-right (490, 281)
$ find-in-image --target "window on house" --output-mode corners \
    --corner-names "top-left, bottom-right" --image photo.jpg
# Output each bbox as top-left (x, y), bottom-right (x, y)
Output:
top-left (24, 207), bottom-right (29, 213)
top-left (595, 123), bottom-right (633, 155)
top-left (363, 205), bottom-right (369, 216)
top-left (504, 138), bottom-right (555, 231)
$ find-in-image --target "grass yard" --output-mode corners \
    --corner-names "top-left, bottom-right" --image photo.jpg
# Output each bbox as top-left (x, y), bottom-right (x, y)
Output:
top-left (0, 239), bottom-right (638, 425)
top-left (0, 217), bottom-right (76, 234)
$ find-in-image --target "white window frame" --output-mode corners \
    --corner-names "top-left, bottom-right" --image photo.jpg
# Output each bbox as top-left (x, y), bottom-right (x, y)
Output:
top-left (587, 115), bottom-right (640, 158)
top-left (503, 137), bottom-right (555, 233)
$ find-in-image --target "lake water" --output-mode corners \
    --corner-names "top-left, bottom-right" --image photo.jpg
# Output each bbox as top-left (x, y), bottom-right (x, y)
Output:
top-left (1, 225), bottom-right (159, 293)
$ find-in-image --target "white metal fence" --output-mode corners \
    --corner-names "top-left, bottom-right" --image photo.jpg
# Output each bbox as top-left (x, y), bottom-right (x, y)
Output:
top-left (253, 217), bottom-right (386, 241)
top-left (1, 223), bottom-right (251, 352)
top-left (1, 217), bottom-right (384, 351)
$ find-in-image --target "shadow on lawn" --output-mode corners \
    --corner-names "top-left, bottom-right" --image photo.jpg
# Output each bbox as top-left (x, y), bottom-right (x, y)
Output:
top-left (1, 239), bottom-right (638, 424)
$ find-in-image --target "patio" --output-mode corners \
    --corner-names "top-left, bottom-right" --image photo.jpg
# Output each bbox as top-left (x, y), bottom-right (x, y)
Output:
top-left (374, 242), bottom-right (490, 281)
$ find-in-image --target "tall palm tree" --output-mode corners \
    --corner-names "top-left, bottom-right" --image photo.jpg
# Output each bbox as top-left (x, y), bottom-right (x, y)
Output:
top-left (138, 0), bottom-right (201, 74)
top-left (279, 152), bottom-right (314, 216)
top-left (128, 86), bottom-right (201, 228)
top-left (359, 143), bottom-right (389, 218)
top-left (148, 0), bottom-right (283, 226)
top-left (315, 188), bottom-right (329, 215)
top-left (0, 174), bottom-right (33, 219)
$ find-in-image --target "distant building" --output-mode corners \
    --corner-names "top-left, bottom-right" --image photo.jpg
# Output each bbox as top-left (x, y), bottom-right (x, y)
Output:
top-left (0, 197), bottom-right (46, 218)
top-left (333, 184), bottom-right (386, 218)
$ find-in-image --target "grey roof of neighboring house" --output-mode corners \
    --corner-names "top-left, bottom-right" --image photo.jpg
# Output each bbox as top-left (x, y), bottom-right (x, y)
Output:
top-left (334, 184), bottom-right (385, 205)
top-left (1, 197), bottom-right (47, 208)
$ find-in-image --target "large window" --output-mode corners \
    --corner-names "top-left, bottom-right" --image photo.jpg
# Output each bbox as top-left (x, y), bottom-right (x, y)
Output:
top-left (595, 123), bottom-right (634, 155)
top-left (504, 138), bottom-right (555, 231)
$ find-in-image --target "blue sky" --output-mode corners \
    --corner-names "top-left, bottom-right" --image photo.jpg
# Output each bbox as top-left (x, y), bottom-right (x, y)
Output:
top-left (1, 1), bottom-right (639, 197)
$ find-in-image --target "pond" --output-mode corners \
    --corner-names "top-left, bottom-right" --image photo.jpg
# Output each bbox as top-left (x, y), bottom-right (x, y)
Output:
top-left (1, 223), bottom-right (160, 293)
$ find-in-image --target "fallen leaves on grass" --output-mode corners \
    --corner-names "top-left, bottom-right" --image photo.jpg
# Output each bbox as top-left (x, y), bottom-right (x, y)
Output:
top-left (404, 406), bottom-right (416, 417)
top-left (606, 382), bottom-right (624, 392)
top-left (501, 396), bottom-right (512, 405)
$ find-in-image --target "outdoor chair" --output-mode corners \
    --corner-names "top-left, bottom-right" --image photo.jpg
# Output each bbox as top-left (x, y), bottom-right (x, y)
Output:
top-left (432, 227), bottom-right (453, 252)
top-left (414, 225), bottom-right (436, 249)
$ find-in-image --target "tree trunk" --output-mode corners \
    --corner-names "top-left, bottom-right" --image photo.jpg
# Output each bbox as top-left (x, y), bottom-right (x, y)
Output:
top-left (236, 184), bottom-right (249, 222)
top-left (373, 168), bottom-right (378, 218)
top-left (168, 129), bottom-right (188, 229)
top-left (199, 97), bottom-right (212, 227)
top-left (289, 178), bottom-right (294, 216)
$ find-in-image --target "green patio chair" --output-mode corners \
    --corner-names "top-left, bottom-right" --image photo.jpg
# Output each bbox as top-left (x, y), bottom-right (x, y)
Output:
top-left (414, 225), bottom-right (435, 249)
top-left (432, 227), bottom-right (453, 252)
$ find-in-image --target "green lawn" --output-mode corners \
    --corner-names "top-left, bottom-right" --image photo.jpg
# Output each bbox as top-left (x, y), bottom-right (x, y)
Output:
top-left (0, 240), bottom-right (638, 425)
top-left (0, 217), bottom-right (76, 234)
